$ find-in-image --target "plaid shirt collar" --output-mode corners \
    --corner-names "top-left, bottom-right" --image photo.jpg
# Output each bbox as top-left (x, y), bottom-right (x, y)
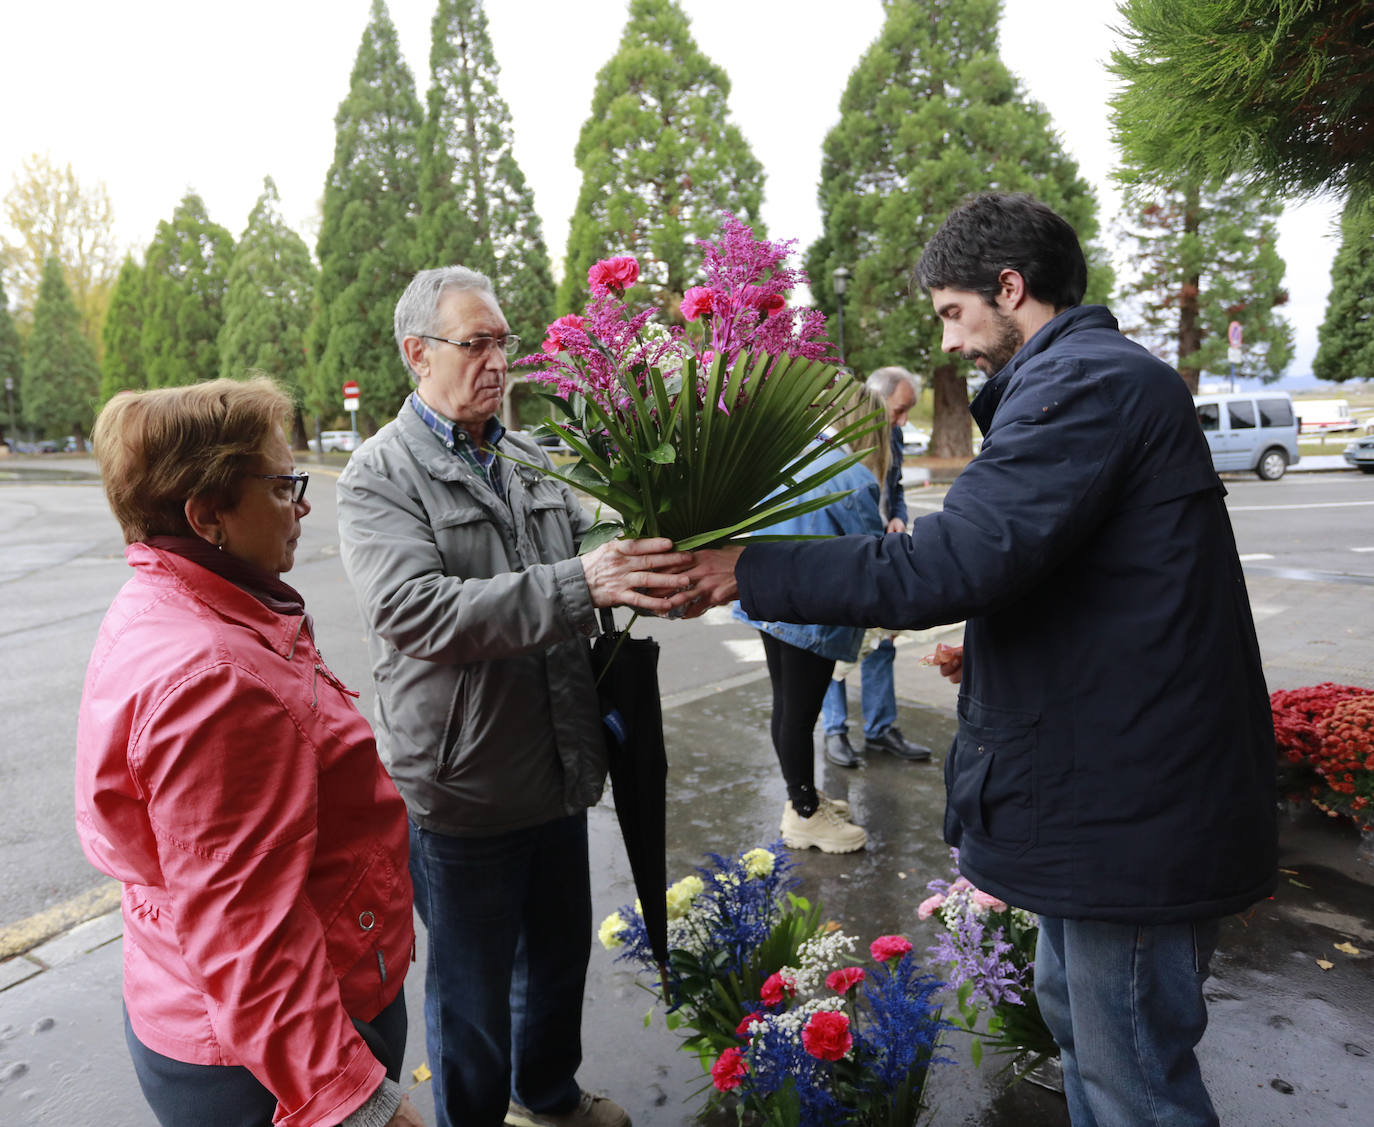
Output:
top-left (409, 391), bottom-right (506, 463)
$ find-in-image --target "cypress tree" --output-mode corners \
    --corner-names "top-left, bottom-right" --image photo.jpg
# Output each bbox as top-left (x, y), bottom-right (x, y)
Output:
top-left (807, 0), bottom-right (1106, 457)
top-left (0, 281), bottom-right (22, 440)
top-left (1115, 172), bottom-right (1292, 392)
top-left (310, 0), bottom-right (424, 429)
top-left (417, 0), bottom-right (555, 340)
top-left (22, 257), bottom-right (100, 446)
top-left (100, 256), bottom-right (146, 400)
top-left (1313, 197), bottom-right (1374, 384)
top-left (220, 177), bottom-right (317, 445)
top-left (560, 0), bottom-right (765, 316)
top-left (140, 193), bottom-right (235, 388)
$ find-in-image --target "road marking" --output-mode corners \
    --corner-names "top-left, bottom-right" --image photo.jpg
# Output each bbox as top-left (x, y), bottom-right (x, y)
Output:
top-left (1238, 553), bottom-right (1274, 561)
top-left (0, 880), bottom-right (120, 961)
top-left (723, 638), bottom-right (766, 663)
top-left (1228, 500), bottom-right (1374, 512)
top-left (1351, 547), bottom-right (1374, 553)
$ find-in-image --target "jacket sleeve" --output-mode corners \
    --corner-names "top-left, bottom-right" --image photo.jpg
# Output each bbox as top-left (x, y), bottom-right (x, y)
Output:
top-left (132, 665), bottom-right (383, 1127)
top-left (738, 363), bottom-right (1129, 629)
top-left (337, 453), bottom-right (598, 665)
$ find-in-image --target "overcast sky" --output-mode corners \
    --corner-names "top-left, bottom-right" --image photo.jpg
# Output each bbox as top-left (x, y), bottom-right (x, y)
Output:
top-left (1, 0), bottom-right (1342, 375)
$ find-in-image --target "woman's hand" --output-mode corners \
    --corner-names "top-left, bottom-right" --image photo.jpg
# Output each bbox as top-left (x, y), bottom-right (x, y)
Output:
top-left (663, 546), bottom-right (745, 619)
top-left (386, 1094), bottom-right (426, 1126)
top-left (580, 537), bottom-right (694, 612)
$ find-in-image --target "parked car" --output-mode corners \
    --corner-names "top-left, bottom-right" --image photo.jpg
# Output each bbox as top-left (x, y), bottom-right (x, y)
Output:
top-left (1193, 391), bottom-right (1300, 481)
top-left (35, 439), bottom-right (60, 454)
top-left (1343, 434), bottom-right (1374, 474)
top-left (900, 423), bottom-right (930, 456)
top-left (310, 429), bottom-right (360, 454)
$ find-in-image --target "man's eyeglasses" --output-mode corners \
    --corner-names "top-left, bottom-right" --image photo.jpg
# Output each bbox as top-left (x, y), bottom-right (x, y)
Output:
top-left (420, 333), bottom-right (522, 358)
top-left (254, 472), bottom-right (310, 503)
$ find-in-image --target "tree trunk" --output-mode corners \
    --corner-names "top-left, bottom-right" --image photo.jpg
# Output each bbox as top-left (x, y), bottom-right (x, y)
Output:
top-left (71, 421), bottom-right (87, 453)
top-left (929, 360), bottom-right (973, 457)
top-left (1176, 182), bottom-right (1203, 394)
top-left (292, 406), bottom-right (309, 451)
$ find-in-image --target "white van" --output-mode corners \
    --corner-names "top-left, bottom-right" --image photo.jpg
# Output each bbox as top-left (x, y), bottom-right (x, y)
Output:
top-left (1193, 391), bottom-right (1300, 481)
top-left (310, 430), bottom-right (360, 454)
top-left (1292, 398), bottom-right (1356, 435)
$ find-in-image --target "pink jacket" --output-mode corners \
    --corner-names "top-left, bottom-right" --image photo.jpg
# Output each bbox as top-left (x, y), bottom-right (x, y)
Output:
top-left (75, 544), bottom-right (414, 1127)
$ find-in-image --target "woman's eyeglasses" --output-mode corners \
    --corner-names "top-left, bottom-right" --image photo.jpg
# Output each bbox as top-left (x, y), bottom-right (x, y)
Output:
top-left (254, 472), bottom-right (309, 503)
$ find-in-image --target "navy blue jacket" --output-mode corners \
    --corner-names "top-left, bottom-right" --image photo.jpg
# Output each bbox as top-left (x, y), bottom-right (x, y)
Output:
top-left (737, 306), bottom-right (1277, 923)
top-left (883, 425), bottom-right (908, 526)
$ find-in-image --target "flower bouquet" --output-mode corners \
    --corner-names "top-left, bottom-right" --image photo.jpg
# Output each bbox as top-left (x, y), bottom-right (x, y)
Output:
top-left (516, 214), bottom-right (882, 552)
top-left (1270, 683), bottom-right (1374, 831)
top-left (600, 845), bottom-right (949, 1126)
top-left (919, 850), bottom-right (1057, 1078)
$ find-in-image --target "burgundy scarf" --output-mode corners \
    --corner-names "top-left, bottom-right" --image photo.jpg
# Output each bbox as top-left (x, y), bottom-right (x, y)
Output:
top-left (145, 536), bottom-right (306, 617)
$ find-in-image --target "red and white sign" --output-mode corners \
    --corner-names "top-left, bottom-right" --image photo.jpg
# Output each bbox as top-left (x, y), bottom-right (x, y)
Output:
top-left (1227, 321), bottom-right (1243, 348)
top-left (342, 380), bottom-right (360, 413)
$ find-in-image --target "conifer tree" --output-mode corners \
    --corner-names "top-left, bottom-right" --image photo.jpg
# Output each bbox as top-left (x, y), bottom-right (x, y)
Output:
top-left (100, 256), bottom-right (145, 400)
top-left (220, 178), bottom-right (317, 445)
top-left (807, 0), bottom-right (1106, 456)
top-left (417, 0), bottom-right (555, 341)
top-left (310, 0), bottom-right (424, 428)
top-left (1114, 172), bottom-right (1292, 392)
top-left (560, 0), bottom-right (764, 316)
top-left (22, 257), bottom-right (100, 446)
top-left (0, 281), bottom-right (22, 440)
top-left (140, 193), bottom-right (235, 388)
top-left (1313, 197), bottom-right (1374, 384)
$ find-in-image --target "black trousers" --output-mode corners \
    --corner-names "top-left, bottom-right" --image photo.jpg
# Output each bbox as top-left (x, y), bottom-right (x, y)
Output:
top-left (124, 990), bottom-right (407, 1127)
top-left (760, 631), bottom-right (835, 817)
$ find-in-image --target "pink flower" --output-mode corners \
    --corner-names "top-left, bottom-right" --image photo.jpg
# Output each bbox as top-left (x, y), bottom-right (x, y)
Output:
top-left (743, 286), bottom-right (786, 316)
top-left (587, 256), bottom-right (639, 295)
top-left (801, 1011), bottom-right (852, 1061)
top-left (916, 893), bottom-right (946, 920)
top-left (711, 1046), bottom-right (748, 1091)
top-left (971, 889), bottom-right (1008, 913)
top-left (735, 1011), bottom-right (763, 1039)
top-left (680, 286), bottom-right (716, 321)
top-left (540, 313), bottom-right (587, 355)
top-left (825, 966), bottom-right (866, 995)
top-left (760, 970), bottom-right (796, 1006)
top-left (869, 935), bottom-right (913, 963)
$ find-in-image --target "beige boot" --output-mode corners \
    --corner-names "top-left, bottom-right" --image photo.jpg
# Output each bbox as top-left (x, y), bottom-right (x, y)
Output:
top-left (780, 800), bottom-right (867, 854)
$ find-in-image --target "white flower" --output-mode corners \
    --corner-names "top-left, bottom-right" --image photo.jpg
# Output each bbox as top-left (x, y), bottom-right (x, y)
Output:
top-left (742, 848), bottom-right (775, 878)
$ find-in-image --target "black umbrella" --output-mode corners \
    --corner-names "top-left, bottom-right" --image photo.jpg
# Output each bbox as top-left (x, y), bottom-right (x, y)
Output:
top-left (592, 607), bottom-right (670, 996)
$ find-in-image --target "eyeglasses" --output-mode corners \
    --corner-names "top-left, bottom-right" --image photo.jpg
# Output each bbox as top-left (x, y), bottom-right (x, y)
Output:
top-left (254, 472), bottom-right (310, 503)
top-left (420, 333), bottom-right (522, 358)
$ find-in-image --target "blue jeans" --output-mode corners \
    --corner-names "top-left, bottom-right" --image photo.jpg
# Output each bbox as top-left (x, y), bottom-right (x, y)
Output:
top-left (409, 814), bottom-right (590, 1127)
top-left (1035, 916), bottom-right (1221, 1127)
top-left (821, 636), bottom-right (897, 740)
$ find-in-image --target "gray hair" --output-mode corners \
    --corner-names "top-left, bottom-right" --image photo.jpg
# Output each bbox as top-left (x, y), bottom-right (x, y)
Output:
top-left (865, 366), bottom-right (919, 400)
top-left (394, 266), bottom-right (496, 382)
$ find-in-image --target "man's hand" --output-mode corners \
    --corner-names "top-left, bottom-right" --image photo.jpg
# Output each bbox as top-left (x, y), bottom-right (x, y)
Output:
top-left (662, 546), bottom-right (746, 619)
top-left (886, 517), bottom-right (907, 534)
top-left (581, 537), bottom-right (694, 613)
top-left (384, 1094), bottom-right (426, 1126)
top-left (935, 642), bottom-right (963, 685)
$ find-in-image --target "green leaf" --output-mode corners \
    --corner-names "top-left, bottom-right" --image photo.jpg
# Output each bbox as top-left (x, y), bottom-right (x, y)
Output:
top-left (970, 1036), bottom-right (984, 1069)
top-left (645, 442), bottom-right (676, 464)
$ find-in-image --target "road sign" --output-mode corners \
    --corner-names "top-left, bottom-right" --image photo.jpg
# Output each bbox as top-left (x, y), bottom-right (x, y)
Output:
top-left (343, 380), bottom-right (360, 413)
top-left (1228, 321), bottom-right (1243, 348)
top-left (1228, 347), bottom-right (1242, 365)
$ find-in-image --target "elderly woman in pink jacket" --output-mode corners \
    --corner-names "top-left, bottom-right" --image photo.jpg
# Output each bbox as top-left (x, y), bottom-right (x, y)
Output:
top-left (76, 378), bottom-right (423, 1127)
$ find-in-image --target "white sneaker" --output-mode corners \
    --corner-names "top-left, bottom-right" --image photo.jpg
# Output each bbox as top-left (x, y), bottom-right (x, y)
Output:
top-left (817, 791), bottom-right (851, 819)
top-left (780, 800), bottom-right (867, 854)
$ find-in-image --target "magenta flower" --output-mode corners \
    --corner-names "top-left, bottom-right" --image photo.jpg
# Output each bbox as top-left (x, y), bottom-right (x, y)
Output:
top-left (587, 256), bottom-right (639, 295)
top-left (710, 1046), bottom-right (748, 1091)
top-left (825, 966), bottom-right (867, 994)
top-left (760, 970), bottom-right (796, 1006)
top-left (801, 1010), bottom-right (853, 1061)
top-left (680, 286), bottom-right (715, 322)
top-left (870, 935), bottom-right (914, 963)
top-left (541, 313), bottom-right (587, 355)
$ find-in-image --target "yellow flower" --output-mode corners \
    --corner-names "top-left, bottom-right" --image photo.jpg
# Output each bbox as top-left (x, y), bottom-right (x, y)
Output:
top-left (743, 848), bottom-right (775, 879)
top-left (598, 911), bottom-right (627, 949)
top-left (665, 875), bottom-right (705, 920)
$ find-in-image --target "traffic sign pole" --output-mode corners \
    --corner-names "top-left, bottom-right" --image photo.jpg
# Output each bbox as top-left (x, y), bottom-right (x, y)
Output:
top-left (342, 381), bottom-right (360, 448)
top-left (1227, 322), bottom-right (1243, 392)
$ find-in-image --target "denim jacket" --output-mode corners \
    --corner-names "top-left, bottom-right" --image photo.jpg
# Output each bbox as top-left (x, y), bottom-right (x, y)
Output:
top-left (732, 441), bottom-right (883, 662)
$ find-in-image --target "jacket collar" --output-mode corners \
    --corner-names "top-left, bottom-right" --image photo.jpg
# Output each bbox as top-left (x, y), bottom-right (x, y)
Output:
top-left (126, 542), bottom-right (308, 659)
top-left (969, 305), bottom-right (1118, 432)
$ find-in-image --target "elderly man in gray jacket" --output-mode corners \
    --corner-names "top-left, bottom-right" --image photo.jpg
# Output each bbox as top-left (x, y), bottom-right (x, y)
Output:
top-left (337, 266), bottom-right (689, 1127)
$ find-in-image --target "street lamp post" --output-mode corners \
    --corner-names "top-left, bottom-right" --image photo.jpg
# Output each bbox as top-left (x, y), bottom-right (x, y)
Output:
top-left (4, 376), bottom-right (13, 438)
top-left (832, 266), bottom-right (851, 367)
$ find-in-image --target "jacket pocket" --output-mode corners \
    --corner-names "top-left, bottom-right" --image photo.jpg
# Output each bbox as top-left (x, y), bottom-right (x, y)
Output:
top-left (319, 845), bottom-right (395, 982)
top-left (436, 669), bottom-right (470, 778)
top-left (949, 699), bottom-right (1038, 850)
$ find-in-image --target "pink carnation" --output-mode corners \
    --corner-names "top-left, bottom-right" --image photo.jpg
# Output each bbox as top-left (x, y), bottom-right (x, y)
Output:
top-left (971, 889), bottom-right (1008, 913)
top-left (760, 970), bottom-right (796, 1006)
top-left (801, 1011), bottom-right (852, 1061)
top-left (587, 256), bottom-right (639, 295)
top-left (680, 286), bottom-right (716, 321)
top-left (710, 1046), bottom-right (748, 1091)
top-left (869, 934), bottom-right (913, 963)
top-left (825, 966), bottom-right (866, 994)
top-left (744, 286), bottom-right (787, 316)
top-left (917, 893), bottom-right (946, 920)
top-left (541, 313), bottom-right (587, 355)
top-left (735, 1011), bottom-right (763, 1039)
top-left (950, 877), bottom-right (973, 893)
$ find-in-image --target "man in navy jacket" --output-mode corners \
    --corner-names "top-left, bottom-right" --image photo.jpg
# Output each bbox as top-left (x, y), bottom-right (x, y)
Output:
top-left (670, 194), bottom-right (1276, 1127)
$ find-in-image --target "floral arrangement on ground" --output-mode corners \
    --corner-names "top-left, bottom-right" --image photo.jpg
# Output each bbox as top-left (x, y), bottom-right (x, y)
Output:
top-left (599, 844), bottom-right (950, 1126)
top-left (1271, 682), bottom-right (1374, 831)
top-left (513, 213), bottom-right (882, 552)
top-left (919, 849), bottom-right (1058, 1078)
